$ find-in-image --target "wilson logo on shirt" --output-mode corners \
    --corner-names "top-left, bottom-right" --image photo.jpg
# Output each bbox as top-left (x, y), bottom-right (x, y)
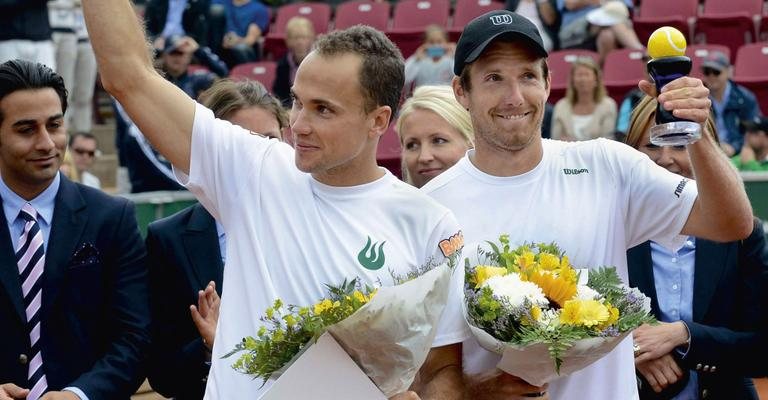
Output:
top-left (674, 178), bottom-right (689, 198)
top-left (358, 236), bottom-right (387, 270)
top-left (563, 168), bottom-right (589, 175)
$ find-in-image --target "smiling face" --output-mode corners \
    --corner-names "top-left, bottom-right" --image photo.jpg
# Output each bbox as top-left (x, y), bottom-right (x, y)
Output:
top-left (400, 108), bottom-right (471, 188)
top-left (0, 88), bottom-right (66, 199)
top-left (454, 40), bottom-right (549, 156)
top-left (290, 52), bottom-right (385, 185)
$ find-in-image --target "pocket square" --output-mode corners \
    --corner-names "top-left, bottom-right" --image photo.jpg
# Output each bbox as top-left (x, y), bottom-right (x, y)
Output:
top-left (70, 242), bottom-right (101, 267)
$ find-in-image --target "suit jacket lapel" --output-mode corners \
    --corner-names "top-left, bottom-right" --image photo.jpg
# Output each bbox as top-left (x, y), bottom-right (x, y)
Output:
top-left (182, 204), bottom-right (223, 292)
top-left (0, 203), bottom-right (25, 321)
top-left (42, 178), bottom-right (87, 319)
top-left (627, 241), bottom-right (662, 317)
top-left (693, 240), bottom-right (728, 322)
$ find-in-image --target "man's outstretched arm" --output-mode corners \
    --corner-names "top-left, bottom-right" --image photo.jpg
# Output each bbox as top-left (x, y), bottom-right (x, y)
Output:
top-left (82, 0), bottom-right (195, 173)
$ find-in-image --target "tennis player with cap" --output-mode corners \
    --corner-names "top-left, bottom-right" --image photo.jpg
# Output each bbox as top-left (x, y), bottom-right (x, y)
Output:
top-left (422, 10), bottom-right (753, 400)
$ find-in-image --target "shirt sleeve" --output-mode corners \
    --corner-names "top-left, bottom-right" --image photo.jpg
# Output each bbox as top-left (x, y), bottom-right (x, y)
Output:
top-left (608, 141), bottom-right (698, 251)
top-left (64, 386), bottom-right (89, 400)
top-left (173, 102), bottom-right (280, 225)
top-left (426, 212), bottom-right (471, 347)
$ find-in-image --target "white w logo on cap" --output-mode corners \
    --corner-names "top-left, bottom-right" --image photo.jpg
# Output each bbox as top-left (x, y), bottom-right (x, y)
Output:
top-left (490, 14), bottom-right (513, 25)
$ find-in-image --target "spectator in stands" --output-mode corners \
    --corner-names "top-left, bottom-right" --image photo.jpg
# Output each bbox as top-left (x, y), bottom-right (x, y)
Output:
top-left (69, 132), bottom-right (102, 189)
top-left (145, 0), bottom-right (210, 50)
top-left (49, 0), bottom-right (98, 134)
top-left (625, 95), bottom-right (768, 400)
top-left (221, 0), bottom-right (270, 67)
top-left (558, 0), bottom-right (642, 63)
top-left (551, 56), bottom-right (617, 140)
top-left (732, 116), bottom-right (768, 171)
top-left (146, 79), bottom-right (287, 400)
top-left (404, 25), bottom-right (455, 97)
top-left (701, 51), bottom-right (761, 156)
top-left (115, 35), bottom-right (228, 193)
top-left (396, 85), bottom-right (473, 188)
top-left (0, 0), bottom-right (55, 68)
top-left (274, 16), bottom-right (316, 107)
top-left (506, 0), bottom-right (559, 51)
top-left (160, 35), bottom-right (229, 99)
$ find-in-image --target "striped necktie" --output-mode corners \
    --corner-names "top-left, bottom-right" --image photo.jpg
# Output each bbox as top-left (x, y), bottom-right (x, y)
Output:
top-left (16, 203), bottom-right (48, 400)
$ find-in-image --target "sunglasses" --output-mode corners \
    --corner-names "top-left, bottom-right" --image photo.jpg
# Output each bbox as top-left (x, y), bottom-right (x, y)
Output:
top-left (702, 68), bottom-right (721, 77)
top-left (73, 148), bottom-right (96, 158)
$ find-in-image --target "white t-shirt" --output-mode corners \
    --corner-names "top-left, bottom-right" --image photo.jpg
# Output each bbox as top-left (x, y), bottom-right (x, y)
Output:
top-left (176, 103), bottom-right (470, 399)
top-left (423, 138), bottom-right (698, 400)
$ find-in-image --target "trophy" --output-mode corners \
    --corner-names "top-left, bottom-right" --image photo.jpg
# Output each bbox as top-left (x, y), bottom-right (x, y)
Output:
top-left (646, 27), bottom-right (702, 145)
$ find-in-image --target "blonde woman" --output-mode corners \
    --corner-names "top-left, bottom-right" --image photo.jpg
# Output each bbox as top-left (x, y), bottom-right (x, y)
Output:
top-left (552, 57), bottom-right (616, 141)
top-left (625, 95), bottom-right (766, 400)
top-left (396, 85), bottom-right (473, 188)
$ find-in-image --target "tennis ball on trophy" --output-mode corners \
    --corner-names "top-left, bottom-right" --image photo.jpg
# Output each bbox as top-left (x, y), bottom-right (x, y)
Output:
top-left (647, 27), bottom-right (687, 59)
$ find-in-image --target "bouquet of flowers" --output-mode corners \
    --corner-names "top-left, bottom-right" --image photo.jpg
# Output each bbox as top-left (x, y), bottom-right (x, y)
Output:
top-left (226, 259), bottom-right (456, 397)
top-left (464, 235), bottom-right (654, 386)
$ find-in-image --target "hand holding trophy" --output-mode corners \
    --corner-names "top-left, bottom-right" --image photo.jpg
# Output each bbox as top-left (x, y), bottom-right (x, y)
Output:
top-left (646, 27), bottom-right (702, 145)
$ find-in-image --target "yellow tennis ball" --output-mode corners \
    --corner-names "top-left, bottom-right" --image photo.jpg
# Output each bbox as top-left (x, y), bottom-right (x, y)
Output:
top-left (647, 27), bottom-right (687, 59)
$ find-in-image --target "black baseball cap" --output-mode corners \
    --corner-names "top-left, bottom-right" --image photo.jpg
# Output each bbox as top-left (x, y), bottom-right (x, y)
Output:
top-left (453, 10), bottom-right (548, 76)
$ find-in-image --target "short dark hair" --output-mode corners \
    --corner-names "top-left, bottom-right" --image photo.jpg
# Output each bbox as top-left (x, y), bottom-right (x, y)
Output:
top-left (0, 60), bottom-right (68, 125)
top-left (313, 25), bottom-right (404, 116)
top-left (69, 131), bottom-right (98, 147)
top-left (198, 79), bottom-right (289, 129)
top-left (458, 38), bottom-right (549, 92)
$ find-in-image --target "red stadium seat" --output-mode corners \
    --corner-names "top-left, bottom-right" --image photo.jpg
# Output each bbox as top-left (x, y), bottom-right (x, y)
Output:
top-left (264, 2), bottom-right (332, 60)
top-left (693, 0), bottom-right (763, 61)
top-left (387, 0), bottom-right (450, 58)
top-left (602, 48), bottom-right (648, 105)
top-left (732, 43), bottom-right (768, 114)
top-left (547, 49), bottom-right (600, 104)
top-left (631, 0), bottom-right (698, 44)
top-left (390, 0), bottom-right (449, 30)
top-left (685, 44), bottom-right (731, 80)
top-left (334, 0), bottom-right (391, 31)
top-left (448, 0), bottom-right (504, 42)
top-left (229, 61), bottom-right (278, 91)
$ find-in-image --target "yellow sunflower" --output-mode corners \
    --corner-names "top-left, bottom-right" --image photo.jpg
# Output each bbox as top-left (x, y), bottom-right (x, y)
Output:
top-left (527, 270), bottom-right (577, 307)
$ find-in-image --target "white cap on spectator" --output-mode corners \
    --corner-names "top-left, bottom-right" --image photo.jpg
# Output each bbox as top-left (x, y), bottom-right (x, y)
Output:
top-left (586, 1), bottom-right (630, 27)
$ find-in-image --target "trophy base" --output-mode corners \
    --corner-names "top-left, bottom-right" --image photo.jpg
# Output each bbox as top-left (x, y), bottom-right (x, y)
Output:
top-left (650, 121), bottom-right (701, 146)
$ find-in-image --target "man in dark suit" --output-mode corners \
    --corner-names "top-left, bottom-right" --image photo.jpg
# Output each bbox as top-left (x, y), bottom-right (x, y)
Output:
top-left (628, 218), bottom-right (768, 399)
top-left (145, 203), bottom-right (223, 399)
top-left (0, 59), bottom-right (150, 400)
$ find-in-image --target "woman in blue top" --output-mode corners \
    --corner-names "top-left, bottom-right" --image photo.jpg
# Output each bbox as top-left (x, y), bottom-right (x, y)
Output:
top-left (222, 0), bottom-right (270, 66)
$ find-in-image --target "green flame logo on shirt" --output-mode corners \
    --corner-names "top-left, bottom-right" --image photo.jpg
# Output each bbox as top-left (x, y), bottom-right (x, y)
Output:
top-left (357, 236), bottom-right (386, 270)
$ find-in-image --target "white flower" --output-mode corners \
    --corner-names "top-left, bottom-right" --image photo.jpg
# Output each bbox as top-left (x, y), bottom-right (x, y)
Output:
top-left (482, 274), bottom-right (548, 309)
top-left (575, 285), bottom-right (601, 301)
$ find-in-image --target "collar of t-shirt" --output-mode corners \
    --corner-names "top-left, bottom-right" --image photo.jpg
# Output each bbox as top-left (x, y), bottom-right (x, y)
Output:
top-left (309, 168), bottom-right (395, 200)
top-left (458, 146), bottom-right (548, 186)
